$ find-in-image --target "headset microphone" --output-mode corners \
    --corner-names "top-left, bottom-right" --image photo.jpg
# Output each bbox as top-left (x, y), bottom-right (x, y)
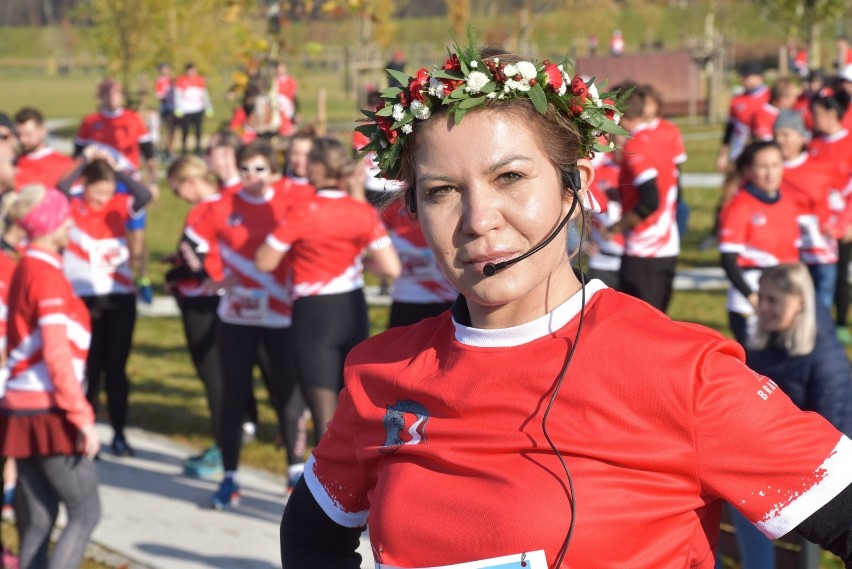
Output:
top-left (482, 167), bottom-right (581, 277)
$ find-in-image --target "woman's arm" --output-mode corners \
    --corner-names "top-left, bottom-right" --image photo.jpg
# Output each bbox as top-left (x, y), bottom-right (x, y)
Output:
top-left (55, 156), bottom-right (88, 196)
top-left (115, 170), bottom-right (153, 214)
top-left (364, 243), bottom-right (401, 280)
top-left (280, 478), bottom-right (363, 568)
top-left (256, 238), bottom-right (288, 273)
top-left (793, 481), bottom-right (852, 565)
top-left (720, 252), bottom-right (755, 301)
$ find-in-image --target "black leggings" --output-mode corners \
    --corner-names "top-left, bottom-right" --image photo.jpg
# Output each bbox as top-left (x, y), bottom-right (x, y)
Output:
top-left (180, 111), bottom-right (204, 154)
top-left (835, 240), bottom-right (852, 326)
top-left (16, 454), bottom-right (100, 569)
top-left (291, 289), bottom-right (368, 445)
top-left (83, 293), bottom-right (136, 435)
top-left (218, 323), bottom-right (293, 472)
top-left (177, 295), bottom-right (261, 441)
top-left (388, 301), bottom-right (452, 328)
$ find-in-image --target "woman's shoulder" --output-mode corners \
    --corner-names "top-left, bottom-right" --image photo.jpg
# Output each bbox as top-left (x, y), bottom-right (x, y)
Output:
top-left (347, 310), bottom-right (453, 370)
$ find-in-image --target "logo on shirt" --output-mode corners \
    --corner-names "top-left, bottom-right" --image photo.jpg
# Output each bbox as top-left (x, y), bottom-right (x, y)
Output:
top-left (379, 399), bottom-right (429, 454)
top-left (227, 212), bottom-right (243, 226)
top-left (751, 212), bottom-right (767, 226)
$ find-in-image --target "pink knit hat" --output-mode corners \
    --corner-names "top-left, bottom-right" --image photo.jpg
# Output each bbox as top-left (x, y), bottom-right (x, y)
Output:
top-left (18, 188), bottom-right (71, 239)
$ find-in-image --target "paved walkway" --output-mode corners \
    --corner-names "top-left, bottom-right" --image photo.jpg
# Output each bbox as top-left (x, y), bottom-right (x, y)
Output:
top-left (77, 424), bottom-right (375, 569)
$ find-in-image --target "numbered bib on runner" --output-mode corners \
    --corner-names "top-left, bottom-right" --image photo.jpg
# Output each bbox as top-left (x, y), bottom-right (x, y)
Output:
top-left (221, 286), bottom-right (269, 324)
top-left (380, 551), bottom-right (547, 569)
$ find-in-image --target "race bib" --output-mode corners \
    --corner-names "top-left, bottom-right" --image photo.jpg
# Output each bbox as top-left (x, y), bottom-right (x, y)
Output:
top-left (89, 239), bottom-right (129, 278)
top-left (222, 286), bottom-right (269, 324)
top-left (380, 551), bottom-right (547, 569)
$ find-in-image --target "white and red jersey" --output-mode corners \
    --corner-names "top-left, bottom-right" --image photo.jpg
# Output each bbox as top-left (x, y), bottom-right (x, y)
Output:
top-left (587, 156), bottom-right (623, 272)
top-left (275, 75), bottom-right (298, 136)
top-left (1, 247), bottom-right (93, 429)
top-left (175, 74), bottom-right (210, 115)
top-left (618, 122), bottom-right (680, 258)
top-left (191, 188), bottom-right (295, 327)
top-left (154, 76), bottom-right (173, 103)
top-left (265, 188), bottom-right (392, 300)
top-left (381, 200), bottom-right (456, 304)
top-left (173, 194), bottom-right (226, 298)
top-left (14, 147), bottom-right (74, 190)
top-left (307, 281), bottom-right (852, 568)
top-left (0, 251), bottom-right (15, 354)
top-left (781, 152), bottom-right (840, 265)
top-left (809, 129), bottom-right (852, 236)
top-left (75, 108), bottom-right (151, 168)
top-left (649, 117), bottom-right (688, 166)
top-left (63, 193), bottom-right (142, 297)
top-left (750, 103), bottom-right (779, 142)
top-left (726, 86), bottom-right (771, 160)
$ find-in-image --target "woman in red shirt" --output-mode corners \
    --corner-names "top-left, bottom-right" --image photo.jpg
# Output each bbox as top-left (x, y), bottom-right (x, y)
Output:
top-left (0, 184), bottom-right (100, 569)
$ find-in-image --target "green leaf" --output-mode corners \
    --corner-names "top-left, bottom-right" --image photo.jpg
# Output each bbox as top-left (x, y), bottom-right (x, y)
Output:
top-left (459, 95), bottom-right (487, 109)
top-left (529, 83), bottom-right (548, 114)
top-left (481, 82), bottom-right (496, 94)
top-left (454, 106), bottom-right (468, 125)
top-left (386, 69), bottom-right (411, 89)
top-left (391, 115), bottom-right (414, 130)
top-left (360, 109), bottom-right (376, 120)
top-left (550, 96), bottom-right (570, 114)
top-left (448, 85), bottom-right (467, 99)
top-left (376, 105), bottom-right (394, 117)
top-left (432, 69), bottom-right (464, 81)
top-left (353, 124), bottom-right (375, 136)
top-left (593, 142), bottom-right (615, 153)
top-left (459, 57), bottom-right (470, 75)
top-left (380, 87), bottom-right (402, 98)
top-left (599, 120), bottom-right (629, 136)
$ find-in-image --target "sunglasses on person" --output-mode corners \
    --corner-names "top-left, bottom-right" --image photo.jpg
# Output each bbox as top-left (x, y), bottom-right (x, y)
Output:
top-left (239, 164), bottom-right (269, 173)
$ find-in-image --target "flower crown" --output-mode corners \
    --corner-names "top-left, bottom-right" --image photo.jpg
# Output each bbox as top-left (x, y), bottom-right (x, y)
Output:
top-left (356, 28), bottom-right (629, 180)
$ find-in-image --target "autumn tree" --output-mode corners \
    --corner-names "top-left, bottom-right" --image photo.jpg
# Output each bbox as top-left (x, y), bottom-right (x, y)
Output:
top-left (755, 0), bottom-right (849, 67)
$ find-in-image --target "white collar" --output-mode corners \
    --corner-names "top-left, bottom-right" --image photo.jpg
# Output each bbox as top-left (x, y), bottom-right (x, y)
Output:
top-left (23, 146), bottom-right (55, 160)
top-left (99, 108), bottom-right (125, 119)
top-left (452, 279), bottom-right (608, 348)
top-left (784, 152), bottom-right (808, 168)
top-left (25, 248), bottom-right (61, 269)
top-left (238, 188), bottom-right (274, 204)
top-left (821, 129), bottom-right (849, 143)
top-left (316, 189), bottom-right (347, 199)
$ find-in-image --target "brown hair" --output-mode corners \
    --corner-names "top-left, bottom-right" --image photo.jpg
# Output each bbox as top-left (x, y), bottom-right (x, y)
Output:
top-left (82, 159), bottom-right (116, 185)
top-left (14, 107), bottom-right (44, 126)
top-left (309, 136), bottom-right (351, 181)
top-left (167, 155), bottom-right (219, 186)
top-left (237, 139), bottom-right (280, 174)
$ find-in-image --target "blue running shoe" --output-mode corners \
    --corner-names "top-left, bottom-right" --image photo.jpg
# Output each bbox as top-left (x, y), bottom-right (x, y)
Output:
top-left (184, 445), bottom-right (223, 479)
top-left (208, 478), bottom-right (240, 510)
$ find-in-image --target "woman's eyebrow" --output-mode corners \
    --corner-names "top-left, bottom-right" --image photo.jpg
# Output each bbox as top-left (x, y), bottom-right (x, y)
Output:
top-left (485, 155), bottom-right (532, 174)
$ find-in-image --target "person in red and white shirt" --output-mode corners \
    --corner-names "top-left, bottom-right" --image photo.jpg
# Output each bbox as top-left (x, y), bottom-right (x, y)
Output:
top-left (750, 78), bottom-right (800, 142)
top-left (809, 92), bottom-right (852, 338)
top-left (381, 198), bottom-right (456, 327)
top-left (274, 62), bottom-right (299, 138)
top-left (189, 140), bottom-right (302, 509)
top-left (612, 88), bottom-right (680, 312)
top-left (56, 148), bottom-right (152, 457)
top-left (281, 49), bottom-right (852, 567)
top-left (719, 140), bottom-right (801, 345)
top-left (255, 137), bottom-right (400, 484)
top-left (585, 151), bottom-right (623, 289)
top-left (154, 63), bottom-right (176, 158)
top-left (775, 109), bottom-right (846, 309)
top-left (174, 63), bottom-right (213, 156)
top-left (716, 62), bottom-right (771, 172)
top-left (13, 107), bottom-right (73, 190)
top-left (0, 185), bottom-right (100, 569)
top-left (74, 79), bottom-right (156, 184)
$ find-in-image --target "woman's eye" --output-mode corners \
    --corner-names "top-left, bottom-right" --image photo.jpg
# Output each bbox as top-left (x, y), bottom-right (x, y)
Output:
top-left (498, 171), bottom-right (522, 184)
top-left (424, 185), bottom-right (453, 199)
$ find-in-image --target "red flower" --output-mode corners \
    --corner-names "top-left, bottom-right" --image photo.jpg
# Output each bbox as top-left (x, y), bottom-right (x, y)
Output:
top-left (568, 102), bottom-right (584, 114)
top-left (603, 99), bottom-right (617, 120)
top-left (571, 76), bottom-right (588, 102)
top-left (543, 63), bottom-right (563, 92)
top-left (375, 115), bottom-right (398, 144)
top-left (443, 53), bottom-right (461, 71)
top-left (398, 90), bottom-right (410, 106)
top-left (408, 67), bottom-right (430, 103)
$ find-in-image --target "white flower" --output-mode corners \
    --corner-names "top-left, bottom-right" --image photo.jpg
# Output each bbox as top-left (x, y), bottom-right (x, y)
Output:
top-left (612, 112), bottom-right (621, 125)
top-left (470, 60), bottom-right (478, 69)
top-left (428, 77), bottom-right (445, 99)
top-left (581, 110), bottom-right (592, 121)
top-left (465, 71), bottom-right (489, 94)
top-left (516, 61), bottom-right (537, 80)
top-left (487, 92), bottom-right (497, 99)
top-left (609, 141), bottom-right (616, 149)
top-left (401, 123), bottom-right (413, 134)
top-left (493, 57), bottom-right (500, 64)
top-left (557, 82), bottom-right (567, 97)
top-left (410, 100), bottom-right (431, 120)
top-left (588, 83), bottom-right (601, 107)
top-left (503, 64), bottom-right (517, 77)
top-left (392, 103), bottom-right (405, 122)
top-left (505, 78), bottom-right (529, 92)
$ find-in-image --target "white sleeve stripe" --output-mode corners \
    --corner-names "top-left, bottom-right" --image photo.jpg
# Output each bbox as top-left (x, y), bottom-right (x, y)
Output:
top-left (718, 243), bottom-right (745, 253)
top-left (265, 234), bottom-right (291, 253)
top-left (39, 314), bottom-right (69, 326)
top-left (368, 236), bottom-right (392, 251)
top-left (634, 168), bottom-right (659, 187)
top-left (303, 456), bottom-right (369, 528)
top-left (757, 435), bottom-right (852, 539)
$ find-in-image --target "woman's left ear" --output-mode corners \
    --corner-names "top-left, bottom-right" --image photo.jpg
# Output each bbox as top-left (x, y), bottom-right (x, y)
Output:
top-left (564, 158), bottom-right (595, 218)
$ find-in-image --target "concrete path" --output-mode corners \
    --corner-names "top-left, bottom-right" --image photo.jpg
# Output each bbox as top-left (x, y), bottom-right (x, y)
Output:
top-left (81, 424), bottom-right (375, 569)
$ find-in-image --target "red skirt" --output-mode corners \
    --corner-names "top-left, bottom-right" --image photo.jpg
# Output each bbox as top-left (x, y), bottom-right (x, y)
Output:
top-left (0, 409), bottom-right (78, 458)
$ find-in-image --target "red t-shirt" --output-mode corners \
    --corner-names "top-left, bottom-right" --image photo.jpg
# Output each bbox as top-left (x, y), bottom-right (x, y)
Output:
top-left (618, 122), bottom-right (679, 257)
top-left (0, 251), bottom-right (15, 352)
top-left (14, 147), bottom-right (74, 190)
top-left (75, 108), bottom-right (151, 168)
top-left (726, 86), bottom-right (771, 159)
top-left (190, 188), bottom-right (296, 327)
top-left (266, 189), bottom-right (391, 299)
top-left (381, 199), bottom-right (456, 304)
top-left (63, 193), bottom-right (141, 297)
top-left (750, 103), bottom-right (779, 142)
top-left (307, 281), bottom-right (852, 568)
top-left (174, 194), bottom-right (226, 297)
top-left (3, 247), bottom-right (93, 429)
top-left (718, 186), bottom-right (800, 268)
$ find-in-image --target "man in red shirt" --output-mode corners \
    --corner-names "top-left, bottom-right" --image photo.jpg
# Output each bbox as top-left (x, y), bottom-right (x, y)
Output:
top-left (13, 107), bottom-right (73, 190)
top-left (74, 79), bottom-right (157, 187)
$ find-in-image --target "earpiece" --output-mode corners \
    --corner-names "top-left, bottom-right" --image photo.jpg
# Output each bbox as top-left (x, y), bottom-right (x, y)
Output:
top-left (561, 166), bottom-right (581, 195)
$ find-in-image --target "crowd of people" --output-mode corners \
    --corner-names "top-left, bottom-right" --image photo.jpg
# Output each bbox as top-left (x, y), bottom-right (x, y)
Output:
top-left (0, 39), bottom-right (850, 567)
